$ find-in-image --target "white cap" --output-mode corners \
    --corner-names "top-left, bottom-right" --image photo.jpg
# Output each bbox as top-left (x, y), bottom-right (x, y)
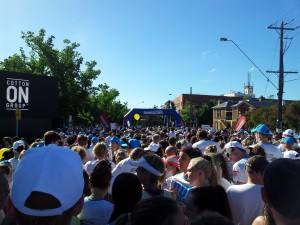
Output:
top-left (11, 145), bottom-right (84, 216)
top-left (13, 140), bottom-right (25, 151)
top-left (283, 129), bottom-right (294, 137)
top-left (224, 141), bottom-right (250, 154)
top-left (283, 150), bottom-right (300, 160)
top-left (129, 156), bottom-right (163, 176)
top-left (144, 143), bottom-right (159, 152)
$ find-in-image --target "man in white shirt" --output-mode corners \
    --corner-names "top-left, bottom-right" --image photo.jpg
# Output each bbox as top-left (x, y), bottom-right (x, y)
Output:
top-left (192, 130), bottom-right (221, 154)
top-left (225, 141), bottom-right (250, 185)
top-left (227, 156), bottom-right (269, 225)
top-left (251, 124), bottom-right (282, 162)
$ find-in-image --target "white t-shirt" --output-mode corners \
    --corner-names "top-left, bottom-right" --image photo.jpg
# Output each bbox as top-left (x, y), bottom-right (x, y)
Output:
top-left (220, 177), bottom-right (233, 191)
top-left (256, 142), bottom-right (282, 162)
top-left (232, 157), bottom-right (249, 184)
top-left (85, 147), bottom-right (95, 162)
top-left (192, 140), bottom-right (221, 154)
top-left (108, 157), bottom-right (137, 194)
top-left (227, 183), bottom-right (264, 225)
top-left (164, 172), bottom-right (193, 203)
top-left (277, 143), bottom-right (299, 152)
top-left (8, 158), bottom-right (19, 175)
top-left (85, 159), bottom-right (99, 176)
top-left (78, 197), bottom-right (114, 225)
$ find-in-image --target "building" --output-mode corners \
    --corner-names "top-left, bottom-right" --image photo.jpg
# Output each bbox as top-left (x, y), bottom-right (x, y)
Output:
top-left (222, 72), bottom-right (255, 98)
top-left (212, 99), bottom-right (276, 130)
top-left (173, 94), bottom-right (244, 111)
top-left (172, 73), bottom-right (255, 111)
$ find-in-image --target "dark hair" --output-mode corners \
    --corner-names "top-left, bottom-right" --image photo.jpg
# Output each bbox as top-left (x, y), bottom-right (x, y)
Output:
top-left (83, 170), bottom-right (91, 196)
top-left (169, 137), bottom-right (177, 146)
top-left (0, 164), bottom-right (11, 176)
top-left (14, 196), bottom-right (78, 225)
top-left (187, 186), bottom-right (232, 221)
top-left (158, 140), bottom-right (169, 151)
top-left (190, 211), bottom-right (234, 225)
top-left (181, 146), bottom-right (202, 159)
top-left (114, 196), bottom-right (182, 225)
top-left (90, 160), bottom-right (111, 189)
top-left (66, 135), bottom-right (76, 146)
top-left (77, 134), bottom-right (88, 146)
top-left (44, 131), bottom-right (61, 146)
top-left (246, 155), bottom-right (269, 174)
top-left (263, 159), bottom-right (300, 220)
top-left (109, 173), bottom-right (142, 223)
top-left (197, 130), bottom-right (208, 139)
top-left (190, 136), bottom-right (198, 145)
top-left (249, 145), bottom-right (266, 157)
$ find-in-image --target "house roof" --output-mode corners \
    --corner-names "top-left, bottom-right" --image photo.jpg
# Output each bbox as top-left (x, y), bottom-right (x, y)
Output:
top-left (212, 101), bottom-right (238, 109)
top-left (232, 100), bottom-right (276, 109)
top-left (213, 100), bottom-right (276, 109)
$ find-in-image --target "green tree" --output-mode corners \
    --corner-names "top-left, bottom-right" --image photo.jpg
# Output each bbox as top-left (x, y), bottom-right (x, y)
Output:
top-left (164, 100), bottom-right (176, 109)
top-left (0, 29), bottom-right (101, 123)
top-left (81, 83), bottom-right (129, 125)
top-left (244, 106), bottom-right (277, 130)
top-left (196, 103), bottom-right (213, 126)
top-left (283, 102), bottom-right (300, 131)
top-left (180, 102), bottom-right (192, 126)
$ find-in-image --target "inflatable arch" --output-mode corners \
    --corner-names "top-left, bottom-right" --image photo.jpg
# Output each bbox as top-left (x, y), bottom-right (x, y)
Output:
top-left (123, 108), bottom-right (185, 127)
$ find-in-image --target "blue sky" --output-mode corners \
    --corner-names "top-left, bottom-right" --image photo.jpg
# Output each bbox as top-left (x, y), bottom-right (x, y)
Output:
top-left (1, 0), bottom-right (300, 109)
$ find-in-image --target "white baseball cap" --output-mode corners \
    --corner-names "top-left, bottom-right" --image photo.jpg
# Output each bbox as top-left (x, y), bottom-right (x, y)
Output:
top-left (11, 145), bottom-right (84, 216)
top-left (129, 156), bottom-right (163, 176)
top-left (225, 141), bottom-right (250, 154)
top-left (144, 143), bottom-right (159, 152)
top-left (283, 129), bottom-right (294, 137)
top-left (13, 140), bottom-right (25, 152)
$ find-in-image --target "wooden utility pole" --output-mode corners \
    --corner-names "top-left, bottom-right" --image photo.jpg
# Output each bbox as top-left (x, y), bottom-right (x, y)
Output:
top-left (267, 22), bottom-right (298, 132)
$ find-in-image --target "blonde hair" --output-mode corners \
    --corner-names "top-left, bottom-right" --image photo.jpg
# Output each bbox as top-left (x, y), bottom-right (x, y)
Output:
top-left (204, 145), bottom-right (218, 154)
top-left (93, 142), bottom-right (108, 159)
top-left (189, 156), bottom-right (219, 187)
top-left (143, 154), bottom-right (166, 185)
top-left (71, 146), bottom-right (87, 162)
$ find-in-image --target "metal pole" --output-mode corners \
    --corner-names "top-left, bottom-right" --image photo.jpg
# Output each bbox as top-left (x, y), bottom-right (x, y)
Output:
top-left (277, 22), bottom-right (284, 132)
top-left (16, 120), bottom-right (18, 137)
top-left (190, 87), bottom-right (192, 127)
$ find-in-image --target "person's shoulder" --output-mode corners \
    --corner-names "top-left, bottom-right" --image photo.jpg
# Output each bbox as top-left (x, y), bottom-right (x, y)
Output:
top-left (235, 158), bottom-right (247, 166)
top-left (252, 216), bottom-right (265, 225)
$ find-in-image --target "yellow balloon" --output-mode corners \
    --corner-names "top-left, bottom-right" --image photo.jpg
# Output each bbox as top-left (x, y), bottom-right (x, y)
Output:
top-left (134, 114), bottom-right (140, 120)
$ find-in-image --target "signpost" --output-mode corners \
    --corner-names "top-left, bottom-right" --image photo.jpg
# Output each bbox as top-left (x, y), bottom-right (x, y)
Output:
top-left (15, 108), bottom-right (21, 136)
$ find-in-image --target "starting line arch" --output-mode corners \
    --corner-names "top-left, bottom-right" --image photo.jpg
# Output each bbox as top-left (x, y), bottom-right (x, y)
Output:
top-left (123, 108), bottom-right (185, 127)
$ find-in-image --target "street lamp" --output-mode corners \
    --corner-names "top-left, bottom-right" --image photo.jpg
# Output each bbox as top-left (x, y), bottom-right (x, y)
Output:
top-left (219, 38), bottom-right (277, 90)
top-left (220, 37), bottom-right (282, 131)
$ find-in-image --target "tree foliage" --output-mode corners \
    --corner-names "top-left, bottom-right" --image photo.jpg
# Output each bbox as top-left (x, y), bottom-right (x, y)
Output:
top-left (283, 102), bottom-right (300, 131)
top-left (180, 102), bottom-right (213, 127)
top-left (0, 29), bottom-right (128, 126)
top-left (245, 102), bottom-right (300, 131)
top-left (164, 100), bottom-right (176, 109)
top-left (245, 106), bottom-right (277, 130)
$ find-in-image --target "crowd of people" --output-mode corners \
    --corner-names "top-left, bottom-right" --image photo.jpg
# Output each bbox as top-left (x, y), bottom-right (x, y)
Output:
top-left (0, 124), bottom-right (300, 225)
